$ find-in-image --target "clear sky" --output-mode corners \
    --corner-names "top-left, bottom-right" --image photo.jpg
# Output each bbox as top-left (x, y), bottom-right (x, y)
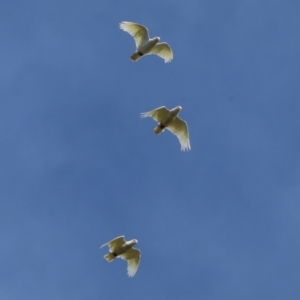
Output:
top-left (1, 1), bottom-right (300, 299)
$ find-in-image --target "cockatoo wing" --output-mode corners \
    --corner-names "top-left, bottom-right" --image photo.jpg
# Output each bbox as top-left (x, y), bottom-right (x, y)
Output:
top-left (149, 42), bottom-right (173, 63)
top-left (119, 248), bottom-right (141, 277)
top-left (167, 117), bottom-right (191, 151)
top-left (119, 22), bottom-right (150, 48)
top-left (140, 106), bottom-right (170, 123)
top-left (100, 236), bottom-right (126, 252)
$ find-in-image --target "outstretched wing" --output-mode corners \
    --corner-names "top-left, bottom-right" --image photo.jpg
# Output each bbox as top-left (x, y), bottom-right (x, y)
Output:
top-left (100, 236), bottom-right (126, 252)
top-left (167, 117), bottom-right (191, 151)
top-left (140, 106), bottom-right (170, 123)
top-left (120, 248), bottom-right (141, 277)
top-left (120, 22), bottom-right (149, 48)
top-left (149, 42), bottom-right (173, 63)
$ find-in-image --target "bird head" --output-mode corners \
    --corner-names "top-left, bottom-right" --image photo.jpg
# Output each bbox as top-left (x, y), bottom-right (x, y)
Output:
top-left (172, 106), bottom-right (182, 113)
top-left (154, 37), bottom-right (160, 42)
top-left (131, 239), bottom-right (138, 245)
top-left (169, 106), bottom-right (182, 117)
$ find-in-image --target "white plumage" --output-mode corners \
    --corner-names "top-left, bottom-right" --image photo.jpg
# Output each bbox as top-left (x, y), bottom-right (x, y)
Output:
top-left (119, 21), bottom-right (173, 63)
top-left (141, 106), bottom-right (191, 151)
top-left (100, 236), bottom-right (141, 277)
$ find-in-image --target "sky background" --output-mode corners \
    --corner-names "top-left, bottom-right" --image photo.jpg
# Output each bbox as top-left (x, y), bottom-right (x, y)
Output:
top-left (1, 1), bottom-right (300, 299)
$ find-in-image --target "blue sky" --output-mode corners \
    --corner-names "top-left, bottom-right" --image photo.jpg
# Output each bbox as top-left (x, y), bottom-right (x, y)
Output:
top-left (1, 1), bottom-right (300, 299)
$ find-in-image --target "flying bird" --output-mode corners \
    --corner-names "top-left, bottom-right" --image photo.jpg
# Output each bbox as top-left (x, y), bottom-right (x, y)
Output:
top-left (141, 106), bottom-right (191, 151)
top-left (100, 236), bottom-right (141, 277)
top-left (119, 21), bottom-right (173, 63)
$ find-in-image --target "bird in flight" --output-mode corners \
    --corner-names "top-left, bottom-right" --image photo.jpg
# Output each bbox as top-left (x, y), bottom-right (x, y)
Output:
top-left (100, 236), bottom-right (141, 277)
top-left (141, 106), bottom-right (191, 151)
top-left (119, 21), bottom-right (173, 63)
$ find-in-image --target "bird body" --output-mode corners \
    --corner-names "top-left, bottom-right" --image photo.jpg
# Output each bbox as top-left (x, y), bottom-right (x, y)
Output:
top-left (120, 21), bottom-right (173, 63)
top-left (101, 236), bottom-right (141, 277)
top-left (153, 106), bottom-right (181, 134)
top-left (141, 106), bottom-right (191, 151)
top-left (131, 37), bottom-right (160, 61)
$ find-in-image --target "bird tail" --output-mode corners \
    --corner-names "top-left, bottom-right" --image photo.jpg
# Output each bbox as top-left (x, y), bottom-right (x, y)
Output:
top-left (154, 125), bottom-right (164, 134)
top-left (131, 52), bottom-right (142, 61)
top-left (104, 253), bottom-right (116, 262)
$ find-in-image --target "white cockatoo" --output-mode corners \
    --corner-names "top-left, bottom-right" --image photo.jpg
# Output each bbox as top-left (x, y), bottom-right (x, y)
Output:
top-left (100, 236), bottom-right (141, 277)
top-left (119, 21), bottom-right (173, 63)
top-left (141, 106), bottom-right (191, 151)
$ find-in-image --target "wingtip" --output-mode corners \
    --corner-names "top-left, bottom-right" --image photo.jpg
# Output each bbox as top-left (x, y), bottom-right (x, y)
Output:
top-left (180, 139), bottom-right (191, 151)
top-left (164, 56), bottom-right (173, 63)
top-left (127, 269), bottom-right (137, 277)
top-left (140, 113), bottom-right (148, 119)
top-left (119, 21), bottom-right (127, 30)
top-left (181, 144), bottom-right (191, 152)
top-left (119, 21), bottom-right (131, 28)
